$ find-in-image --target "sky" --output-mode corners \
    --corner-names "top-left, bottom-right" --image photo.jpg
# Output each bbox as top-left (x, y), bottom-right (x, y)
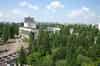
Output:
top-left (0, 0), bottom-right (100, 23)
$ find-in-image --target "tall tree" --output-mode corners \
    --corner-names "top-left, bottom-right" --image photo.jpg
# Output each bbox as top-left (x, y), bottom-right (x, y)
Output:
top-left (2, 24), bottom-right (10, 43)
top-left (17, 46), bottom-right (27, 66)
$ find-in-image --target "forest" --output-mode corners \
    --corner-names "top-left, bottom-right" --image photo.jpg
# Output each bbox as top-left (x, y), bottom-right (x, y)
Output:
top-left (0, 23), bottom-right (19, 43)
top-left (17, 24), bottom-right (100, 66)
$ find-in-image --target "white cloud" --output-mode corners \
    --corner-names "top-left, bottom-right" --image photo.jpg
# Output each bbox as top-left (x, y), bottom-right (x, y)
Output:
top-left (19, 1), bottom-right (28, 7)
top-left (28, 4), bottom-right (39, 10)
top-left (82, 7), bottom-right (89, 12)
top-left (0, 12), bottom-right (3, 17)
top-left (65, 6), bottom-right (100, 23)
top-left (0, 9), bottom-right (33, 22)
top-left (68, 10), bottom-right (82, 17)
top-left (67, 6), bottom-right (90, 17)
top-left (19, 1), bottom-right (39, 11)
top-left (12, 9), bottom-right (21, 14)
top-left (47, 1), bottom-right (64, 9)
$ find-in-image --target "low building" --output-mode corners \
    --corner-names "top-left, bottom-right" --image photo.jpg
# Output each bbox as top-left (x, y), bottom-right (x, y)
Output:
top-left (19, 17), bottom-right (61, 39)
top-left (47, 27), bottom-right (61, 33)
top-left (95, 24), bottom-right (100, 30)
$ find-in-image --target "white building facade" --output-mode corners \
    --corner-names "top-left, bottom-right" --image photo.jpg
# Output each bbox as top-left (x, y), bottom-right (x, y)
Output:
top-left (96, 24), bottom-right (100, 30)
top-left (19, 17), bottom-right (38, 39)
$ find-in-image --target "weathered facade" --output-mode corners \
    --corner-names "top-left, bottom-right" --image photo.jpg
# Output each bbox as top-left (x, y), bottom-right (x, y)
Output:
top-left (19, 17), bottom-right (38, 39)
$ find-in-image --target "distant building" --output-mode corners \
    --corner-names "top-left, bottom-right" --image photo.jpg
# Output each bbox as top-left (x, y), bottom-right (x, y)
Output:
top-left (47, 27), bottom-right (61, 33)
top-left (96, 24), bottom-right (100, 30)
top-left (19, 17), bottom-right (61, 39)
top-left (19, 17), bottom-right (38, 39)
top-left (24, 17), bottom-right (34, 23)
top-left (24, 16), bottom-right (37, 28)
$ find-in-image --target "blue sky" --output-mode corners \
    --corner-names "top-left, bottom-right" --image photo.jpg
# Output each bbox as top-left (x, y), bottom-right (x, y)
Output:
top-left (0, 0), bottom-right (100, 23)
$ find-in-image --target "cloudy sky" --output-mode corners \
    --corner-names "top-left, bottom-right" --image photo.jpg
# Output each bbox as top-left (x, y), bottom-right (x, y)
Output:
top-left (0, 0), bottom-right (100, 23)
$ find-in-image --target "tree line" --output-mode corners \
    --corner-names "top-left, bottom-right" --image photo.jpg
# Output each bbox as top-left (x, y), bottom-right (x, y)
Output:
top-left (0, 23), bottom-right (19, 43)
top-left (17, 24), bottom-right (100, 66)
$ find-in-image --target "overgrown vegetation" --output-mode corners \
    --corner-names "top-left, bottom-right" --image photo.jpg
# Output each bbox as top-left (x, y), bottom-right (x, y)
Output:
top-left (18, 24), bottom-right (100, 66)
top-left (0, 23), bottom-right (19, 43)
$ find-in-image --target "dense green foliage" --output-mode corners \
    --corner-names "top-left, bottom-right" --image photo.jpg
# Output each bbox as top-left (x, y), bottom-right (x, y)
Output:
top-left (18, 24), bottom-right (100, 66)
top-left (0, 23), bottom-right (19, 43)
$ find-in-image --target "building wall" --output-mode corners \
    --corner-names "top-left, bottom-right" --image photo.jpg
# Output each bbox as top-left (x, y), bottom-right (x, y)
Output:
top-left (19, 27), bottom-right (38, 39)
top-left (24, 23), bottom-right (29, 27)
top-left (24, 17), bottom-right (37, 28)
top-left (24, 23), bottom-right (37, 28)
top-left (98, 24), bottom-right (100, 30)
top-left (24, 17), bottom-right (34, 23)
top-left (19, 17), bottom-right (38, 40)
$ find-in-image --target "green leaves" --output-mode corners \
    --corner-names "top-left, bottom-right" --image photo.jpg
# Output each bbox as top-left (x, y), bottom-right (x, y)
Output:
top-left (17, 46), bottom-right (27, 64)
top-left (2, 24), bottom-right (10, 42)
top-left (0, 23), bottom-right (19, 43)
top-left (18, 24), bottom-right (100, 66)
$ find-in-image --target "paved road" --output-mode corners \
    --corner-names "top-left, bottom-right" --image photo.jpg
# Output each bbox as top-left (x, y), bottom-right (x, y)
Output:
top-left (0, 39), bottom-right (28, 58)
top-left (0, 39), bottom-right (28, 65)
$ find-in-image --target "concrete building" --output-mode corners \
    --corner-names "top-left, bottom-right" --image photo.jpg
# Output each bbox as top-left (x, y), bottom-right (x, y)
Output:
top-left (19, 17), bottom-right (61, 40)
top-left (19, 17), bottom-right (38, 39)
top-left (24, 17), bottom-right (37, 28)
top-left (96, 24), bottom-right (100, 30)
top-left (47, 27), bottom-right (61, 33)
